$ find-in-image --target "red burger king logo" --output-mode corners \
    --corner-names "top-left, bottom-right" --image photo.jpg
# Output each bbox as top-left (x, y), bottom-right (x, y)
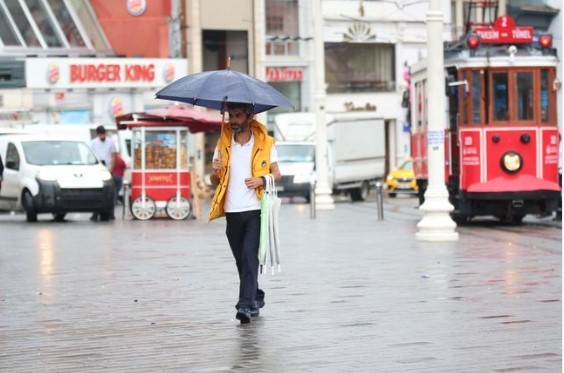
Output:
top-left (163, 63), bottom-right (175, 82)
top-left (110, 97), bottom-right (124, 118)
top-left (47, 63), bottom-right (60, 84)
top-left (127, 0), bottom-right (146, 16)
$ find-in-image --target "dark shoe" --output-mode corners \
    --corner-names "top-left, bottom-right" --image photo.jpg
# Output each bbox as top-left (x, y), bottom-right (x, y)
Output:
top-left (250, 307), bottom-right (260, 317)
top-left (236, 307), bottom-right (251, 324)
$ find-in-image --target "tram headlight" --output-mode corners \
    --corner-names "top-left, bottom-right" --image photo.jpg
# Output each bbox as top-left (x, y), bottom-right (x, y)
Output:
top-left (501, 151), bottom-right (523, 174)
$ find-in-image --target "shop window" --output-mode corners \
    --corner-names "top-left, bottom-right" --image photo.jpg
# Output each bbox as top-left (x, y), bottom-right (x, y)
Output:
top-left (4, 0), bottom-right (41, 47)
top-left (47, 0), bottom-right (86, 47)
top-left (266, 81), bottom-right (301, 125)
top-left (325, 43), bottom-right (395, 93)
top-left (5, 143), bottom-right (20, 170)
top-left (24, 0), bottom-right (63, 47)
top-left (492, 72), bottom-right (508, 121)
top-left (516, 72), bottom-right (533, 121)
top-left (265, 0), bottom-right (299, 56)
top-left (0, 4), bottom-right (21, 46)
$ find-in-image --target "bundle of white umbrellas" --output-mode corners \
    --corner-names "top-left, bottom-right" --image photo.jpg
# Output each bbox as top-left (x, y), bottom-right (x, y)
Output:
top-left (259, 174), bottom-right (282, 274)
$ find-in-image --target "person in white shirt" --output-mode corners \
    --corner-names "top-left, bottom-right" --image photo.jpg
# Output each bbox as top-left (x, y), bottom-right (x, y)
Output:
top-left (91, 125), bottom-right (117, 171)
top-left (90, 125), bottom-right (117, 220)
top-left (210, 102), bottom-right (281, 324)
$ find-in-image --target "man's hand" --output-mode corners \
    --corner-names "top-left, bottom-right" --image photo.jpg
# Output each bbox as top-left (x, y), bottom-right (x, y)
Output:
top-left (212, 154), bottom-right (223, 172)
top-left (245, 177), bottom-right (264, 190)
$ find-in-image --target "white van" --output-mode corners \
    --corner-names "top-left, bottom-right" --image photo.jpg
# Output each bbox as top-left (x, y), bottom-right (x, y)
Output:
top-left (0, 134), bottom-right (115, 222)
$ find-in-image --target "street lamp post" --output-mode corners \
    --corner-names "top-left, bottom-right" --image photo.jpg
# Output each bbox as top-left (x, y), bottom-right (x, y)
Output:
top-left (416, 0), bottom-right (459, 241)
top-left (312, 0), bottom-right (335, 210)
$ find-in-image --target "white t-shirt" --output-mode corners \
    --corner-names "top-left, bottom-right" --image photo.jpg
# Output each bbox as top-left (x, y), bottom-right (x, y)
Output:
top-left (91, 137), bottom-right (117, 170)
top-left (214, 134), bottom-right (278, 213)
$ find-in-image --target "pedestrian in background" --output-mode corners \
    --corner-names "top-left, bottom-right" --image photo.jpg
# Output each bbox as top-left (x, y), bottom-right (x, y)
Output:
top-left (209, 102), bottom-right (281, 324)
top-left (90, 125), bottom-right (117, 221)
top-left (112, 152), bottom-right (127, 206)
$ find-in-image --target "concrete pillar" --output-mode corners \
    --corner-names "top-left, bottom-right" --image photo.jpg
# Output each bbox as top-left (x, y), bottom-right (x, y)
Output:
top-left (416, 0), bottom-right (458, 241)
top-left (187, 0), bottom-right (205, 182)
top-left (498, 0), bottom-right (507, 16)
top-left (312, 0), bottom-right (335, 210)
top-left (253, 0), bottom-right (267, 125)
top-left (455, 0), bottom-right (464, 38)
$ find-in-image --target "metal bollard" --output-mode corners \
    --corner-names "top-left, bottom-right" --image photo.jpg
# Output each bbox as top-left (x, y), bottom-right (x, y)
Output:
top-left (310, 180), bottom-right (316, 219)
top-left (123, 180), bottom-right (131, 220)
top-left (375, 181), bottom-right (384, 220)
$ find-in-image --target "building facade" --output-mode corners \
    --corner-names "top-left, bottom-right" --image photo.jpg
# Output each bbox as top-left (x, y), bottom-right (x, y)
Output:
top-left (0, 0), bottom-right (186, 126)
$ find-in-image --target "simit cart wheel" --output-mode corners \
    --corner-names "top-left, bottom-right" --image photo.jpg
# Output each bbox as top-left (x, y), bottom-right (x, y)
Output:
top-left (165, 196), bottom-right (192, 220)
top-left (131, 196), bottom-right (156, 220)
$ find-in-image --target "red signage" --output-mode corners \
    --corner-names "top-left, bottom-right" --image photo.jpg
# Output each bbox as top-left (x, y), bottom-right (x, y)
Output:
top-left (474, 16), bottom-right (533, 44)
top-left (70, 63), bottom-right (155, 83)
top-left (266, 67), bottom-right (303, 82)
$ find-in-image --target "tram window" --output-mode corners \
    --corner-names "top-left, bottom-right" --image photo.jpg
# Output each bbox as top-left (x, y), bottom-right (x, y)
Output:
top-left (460, 71), bottom-right (468, 125)
top-left (492, 73), bottom-right (508, 121)
top-left (516, 72), bottom-right (533, 121)
top-left (471, 71), bottom-right (482, 124)
top-left (540, 70), bottom-right (550, 123)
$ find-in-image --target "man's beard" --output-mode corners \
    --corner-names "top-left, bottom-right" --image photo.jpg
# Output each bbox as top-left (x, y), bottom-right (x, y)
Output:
top-left (231, 123), bottom-right (248, 134)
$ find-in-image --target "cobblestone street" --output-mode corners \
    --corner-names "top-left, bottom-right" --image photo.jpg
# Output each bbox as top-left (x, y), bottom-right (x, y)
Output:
top-left (0, 198), bottom-right (561, 372)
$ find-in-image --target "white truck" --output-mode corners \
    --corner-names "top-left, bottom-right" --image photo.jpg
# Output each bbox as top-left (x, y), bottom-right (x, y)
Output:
top-left (274, 112), bottom-right (386, 202)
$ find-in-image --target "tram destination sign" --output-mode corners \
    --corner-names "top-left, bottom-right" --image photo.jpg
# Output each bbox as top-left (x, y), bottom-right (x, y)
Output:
top-left (474, 16), bottom-right (533, 44)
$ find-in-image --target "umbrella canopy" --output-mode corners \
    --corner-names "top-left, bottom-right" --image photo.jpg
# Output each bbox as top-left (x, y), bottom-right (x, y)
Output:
top-left (115, 105), bottom-right (221, 133)
top-left (155, 69), bottom-right (294, 114)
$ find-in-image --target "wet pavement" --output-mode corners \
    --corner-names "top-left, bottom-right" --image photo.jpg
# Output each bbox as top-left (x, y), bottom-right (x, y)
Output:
top-left (0, 196), bottom-right (561, 372)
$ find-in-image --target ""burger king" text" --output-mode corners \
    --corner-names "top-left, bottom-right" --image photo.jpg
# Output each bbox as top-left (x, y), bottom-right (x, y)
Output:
top-left (70, 63), bottom-right (155, 83)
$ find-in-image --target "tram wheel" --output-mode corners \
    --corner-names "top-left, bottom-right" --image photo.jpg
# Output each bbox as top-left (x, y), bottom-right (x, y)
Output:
top-left (497, 214), bottom-right (524, 225)
top-left (165, 196), bottom-right (192, 220)
top-left (131, 196), bottom-right (157, 220)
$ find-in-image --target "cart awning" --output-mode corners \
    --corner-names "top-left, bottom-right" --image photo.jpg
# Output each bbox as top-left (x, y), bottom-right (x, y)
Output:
top-left (116, 105), bottom-right (222, 133)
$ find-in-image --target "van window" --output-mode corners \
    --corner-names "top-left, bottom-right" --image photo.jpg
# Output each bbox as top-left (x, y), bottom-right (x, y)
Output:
top-left (277, 145), bottom-right (315, 163)
top-left (22, 141), bottom-right (98, 166)
top-left (6, 143), bottom-right (20, 170)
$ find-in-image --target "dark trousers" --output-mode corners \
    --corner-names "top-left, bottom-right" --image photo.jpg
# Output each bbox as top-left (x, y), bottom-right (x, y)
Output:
top-left (225, 210), bottom-right (264, 309)
top-left (113, 175), bottom-right (123, 204)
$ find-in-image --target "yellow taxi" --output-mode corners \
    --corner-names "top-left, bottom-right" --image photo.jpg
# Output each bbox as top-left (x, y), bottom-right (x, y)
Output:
top-left (386, 158), bottom-right (418, 197)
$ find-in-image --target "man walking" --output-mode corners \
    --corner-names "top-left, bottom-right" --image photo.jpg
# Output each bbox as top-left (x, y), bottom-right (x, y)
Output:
top-left (90, 125), bottom-right (117, 220)
top-left (209, 102), bottom-right (281, 324)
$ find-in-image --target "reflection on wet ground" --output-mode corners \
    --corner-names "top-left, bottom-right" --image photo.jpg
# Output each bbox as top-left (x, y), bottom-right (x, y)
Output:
top-left (0, 200), bottom-right (561, 372)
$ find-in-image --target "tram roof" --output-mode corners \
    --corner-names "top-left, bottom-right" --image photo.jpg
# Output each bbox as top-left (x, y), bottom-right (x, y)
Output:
top-left (410, 45), bottom-right (558, 78)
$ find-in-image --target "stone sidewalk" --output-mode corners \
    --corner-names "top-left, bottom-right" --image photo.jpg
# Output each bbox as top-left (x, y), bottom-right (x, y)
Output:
top-left (0, 199), bottom-right (561, 372)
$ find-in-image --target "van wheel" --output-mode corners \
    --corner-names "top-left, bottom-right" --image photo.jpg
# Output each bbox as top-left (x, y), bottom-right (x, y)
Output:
top-left (350, 181), bottom-right (370, 202)
top-left (53, 213), bottom-right (66, 222)
top-left (23, 191), bottom-right (38, 223)
top-left (99, 208), bottom-right (113, 222)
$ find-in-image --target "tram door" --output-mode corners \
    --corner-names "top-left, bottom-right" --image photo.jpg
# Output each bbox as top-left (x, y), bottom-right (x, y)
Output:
top-left (446, 68), bottom-right (460, 183)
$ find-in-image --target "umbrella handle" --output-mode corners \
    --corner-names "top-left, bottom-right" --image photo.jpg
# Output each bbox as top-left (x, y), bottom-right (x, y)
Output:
top-left (215, 113), bottom-right (227, 179)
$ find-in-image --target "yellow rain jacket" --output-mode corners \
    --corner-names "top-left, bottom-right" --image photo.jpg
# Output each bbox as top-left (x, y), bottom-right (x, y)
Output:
top-left (208, 119), bottom-right (274, 222)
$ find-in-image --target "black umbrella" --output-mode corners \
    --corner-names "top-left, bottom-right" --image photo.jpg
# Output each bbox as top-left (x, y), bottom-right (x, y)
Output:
top-left (155, 69), bottom-right (294, 114)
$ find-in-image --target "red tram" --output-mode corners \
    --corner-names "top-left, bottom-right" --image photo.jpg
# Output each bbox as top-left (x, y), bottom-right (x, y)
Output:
top-left (411, 16), bottom-right (561, 223)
